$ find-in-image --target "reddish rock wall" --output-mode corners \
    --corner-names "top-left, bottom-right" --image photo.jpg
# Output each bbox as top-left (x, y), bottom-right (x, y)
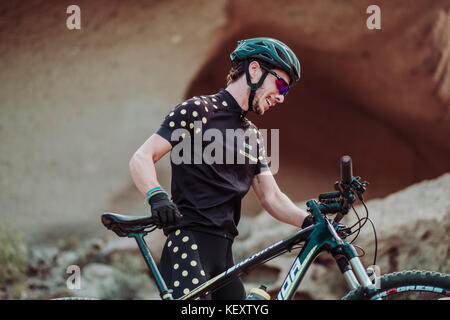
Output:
top-left (185, 0), bottom-right (450, 211)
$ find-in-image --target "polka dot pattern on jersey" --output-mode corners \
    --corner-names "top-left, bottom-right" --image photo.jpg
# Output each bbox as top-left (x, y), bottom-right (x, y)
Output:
top-left (162, 94), bottom-right (235, 144)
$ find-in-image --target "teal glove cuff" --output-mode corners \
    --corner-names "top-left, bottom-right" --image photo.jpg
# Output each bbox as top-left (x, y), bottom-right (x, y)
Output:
top-left (146, 186), bottom-right (167, 203)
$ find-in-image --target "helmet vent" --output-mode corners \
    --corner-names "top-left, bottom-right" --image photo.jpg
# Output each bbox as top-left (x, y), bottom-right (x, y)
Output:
top-left (276, 47), bottom-right (289, 63)
top-left (259, 52), bottom-right (274, 61)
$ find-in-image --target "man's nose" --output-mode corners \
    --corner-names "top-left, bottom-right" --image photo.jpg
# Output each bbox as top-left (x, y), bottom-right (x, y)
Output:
top-left (275, 94), bottom-right (284, 104)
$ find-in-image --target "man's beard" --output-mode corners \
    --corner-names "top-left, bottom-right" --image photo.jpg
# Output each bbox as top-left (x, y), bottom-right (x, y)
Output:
top-left (253, 103), bottom-right (263, 115)
top-left (252, 91), bottom-right (264, 115)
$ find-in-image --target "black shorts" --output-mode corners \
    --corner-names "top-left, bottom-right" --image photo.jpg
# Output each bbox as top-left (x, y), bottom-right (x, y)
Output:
top-left (159, 229), bottom-right (246, 300)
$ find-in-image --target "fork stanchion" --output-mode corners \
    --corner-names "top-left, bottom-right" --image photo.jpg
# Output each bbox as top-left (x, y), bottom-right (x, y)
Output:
top-left (342, 242), bottom-right (375, 290)
top-left (334, 255), bottom-right (360, 290)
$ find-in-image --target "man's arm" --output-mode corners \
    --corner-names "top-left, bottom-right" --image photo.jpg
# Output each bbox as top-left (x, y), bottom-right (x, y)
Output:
top-left (251, 172), bottom-right (309, 228)
top-left (129, 133), bottom-right (172, 195)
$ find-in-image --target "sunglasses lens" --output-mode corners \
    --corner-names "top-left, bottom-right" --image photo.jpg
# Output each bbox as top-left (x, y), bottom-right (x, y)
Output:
top-left (276, 79), bottom-right (289, 95)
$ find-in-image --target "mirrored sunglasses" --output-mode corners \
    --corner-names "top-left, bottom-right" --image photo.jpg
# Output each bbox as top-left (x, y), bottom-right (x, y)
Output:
top-left (261, 65), bottom-right (290, 96)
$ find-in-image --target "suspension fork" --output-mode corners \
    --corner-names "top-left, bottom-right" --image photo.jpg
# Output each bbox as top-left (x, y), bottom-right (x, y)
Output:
top-left (308, 200), bottom-right (376, 295)
top-left (334, 254), bottom-right (359, 290)
top-left (332, 242), bottom-right (375, 290)
top-left (343, 244), bottom-right (374, 287)
top-left (325, 218), bottom-right (374, 291)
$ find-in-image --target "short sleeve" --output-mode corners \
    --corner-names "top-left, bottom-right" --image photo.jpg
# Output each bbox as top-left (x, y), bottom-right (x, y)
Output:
top-left (156, 98), bottom-right (210, 147)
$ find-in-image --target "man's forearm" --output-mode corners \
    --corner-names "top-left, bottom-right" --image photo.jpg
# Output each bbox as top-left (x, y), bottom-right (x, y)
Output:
top-left (129, 151), bottom-right (161, 196)
top-left (262, 191), bottom-right (308, 228)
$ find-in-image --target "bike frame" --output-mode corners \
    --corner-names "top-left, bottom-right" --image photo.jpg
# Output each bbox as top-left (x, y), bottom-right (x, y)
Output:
top-left (131, 200), bottom-right (374, 300)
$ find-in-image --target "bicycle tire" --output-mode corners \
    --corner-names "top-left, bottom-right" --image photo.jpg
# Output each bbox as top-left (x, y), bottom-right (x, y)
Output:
top-left (342, 270), bottom-right (450, 300)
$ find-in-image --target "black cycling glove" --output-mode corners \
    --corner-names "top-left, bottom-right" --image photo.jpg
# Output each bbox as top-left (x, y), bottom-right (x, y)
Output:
top-left (148, 192), bottom-right (183, 228)
top-left (301, 215), bottom-right (315, 229)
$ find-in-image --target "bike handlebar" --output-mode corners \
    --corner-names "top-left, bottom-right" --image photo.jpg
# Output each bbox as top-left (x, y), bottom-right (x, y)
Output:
top-left (318, 191), bottom-right (341, 201)
top-left (309, 155), bottom-right (368, 221)
top-left (316, 202), bottom-right (343, 214)
top-left (340, 155), bottom-right (353, 185)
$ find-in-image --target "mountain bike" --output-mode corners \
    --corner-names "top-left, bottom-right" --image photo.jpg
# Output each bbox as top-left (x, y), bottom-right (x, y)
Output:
top-left (72, 156), bottom-right (450, 300)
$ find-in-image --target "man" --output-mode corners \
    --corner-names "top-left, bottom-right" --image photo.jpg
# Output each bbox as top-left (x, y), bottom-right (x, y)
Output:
top-left (129, 37), bottom-right (312, 299)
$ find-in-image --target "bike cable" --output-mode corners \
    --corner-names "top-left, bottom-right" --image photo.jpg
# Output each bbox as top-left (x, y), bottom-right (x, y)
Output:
top-left (362, 200), bottom-right (378, 266)
top-left (343, 201), bottom-right (378, 266)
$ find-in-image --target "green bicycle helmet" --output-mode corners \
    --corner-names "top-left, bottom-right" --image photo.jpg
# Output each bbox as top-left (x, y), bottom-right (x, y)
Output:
top-left (230, 37), bottom-right (301, 112)
top-left (230, 37), bottom-right (301, 85)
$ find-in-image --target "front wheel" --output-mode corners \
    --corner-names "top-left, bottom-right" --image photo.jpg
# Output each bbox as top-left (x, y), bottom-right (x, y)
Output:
top-left (342, 270), bottom-right (450, 300)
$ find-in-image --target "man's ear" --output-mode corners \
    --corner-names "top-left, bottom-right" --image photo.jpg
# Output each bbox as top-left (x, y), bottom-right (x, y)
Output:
top-left (248, 60), bottom-right (262, 82)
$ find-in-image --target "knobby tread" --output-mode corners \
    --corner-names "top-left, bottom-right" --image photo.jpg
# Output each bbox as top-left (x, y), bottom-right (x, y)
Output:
top-left (342, 270), bottom-right (450, 300)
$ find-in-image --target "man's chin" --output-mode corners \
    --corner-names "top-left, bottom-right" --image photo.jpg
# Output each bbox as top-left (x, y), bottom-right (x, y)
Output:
top-left (254, 104), bottom-right (265, 115)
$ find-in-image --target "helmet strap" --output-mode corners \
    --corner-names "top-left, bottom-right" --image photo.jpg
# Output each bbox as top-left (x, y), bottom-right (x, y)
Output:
top-left (244, 60), bottom-right (269, 112)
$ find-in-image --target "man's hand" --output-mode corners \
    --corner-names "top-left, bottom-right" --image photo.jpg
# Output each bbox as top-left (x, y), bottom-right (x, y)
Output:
top-left (301, 215), bottom-right (315, 229)
top-left (148, 192), bottom-right (183, 228)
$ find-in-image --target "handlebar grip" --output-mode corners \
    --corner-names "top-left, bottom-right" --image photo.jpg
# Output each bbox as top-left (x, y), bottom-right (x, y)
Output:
top-left (317, 202), bottom-right (342, 214)
top-left (340, 155), bottom-right (353, 184)
top-left (318, 191), bottom-right (341, 201)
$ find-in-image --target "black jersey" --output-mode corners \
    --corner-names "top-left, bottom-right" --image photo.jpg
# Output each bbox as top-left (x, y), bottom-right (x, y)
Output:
top-left (156, 89), bottom-right (268, 240)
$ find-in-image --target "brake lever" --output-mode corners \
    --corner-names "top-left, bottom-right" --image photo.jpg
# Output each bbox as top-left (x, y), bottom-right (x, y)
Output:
top-left (334, 222), bottom-right (352, 239)
top-left (351, 177), bottom-right (369, 201)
